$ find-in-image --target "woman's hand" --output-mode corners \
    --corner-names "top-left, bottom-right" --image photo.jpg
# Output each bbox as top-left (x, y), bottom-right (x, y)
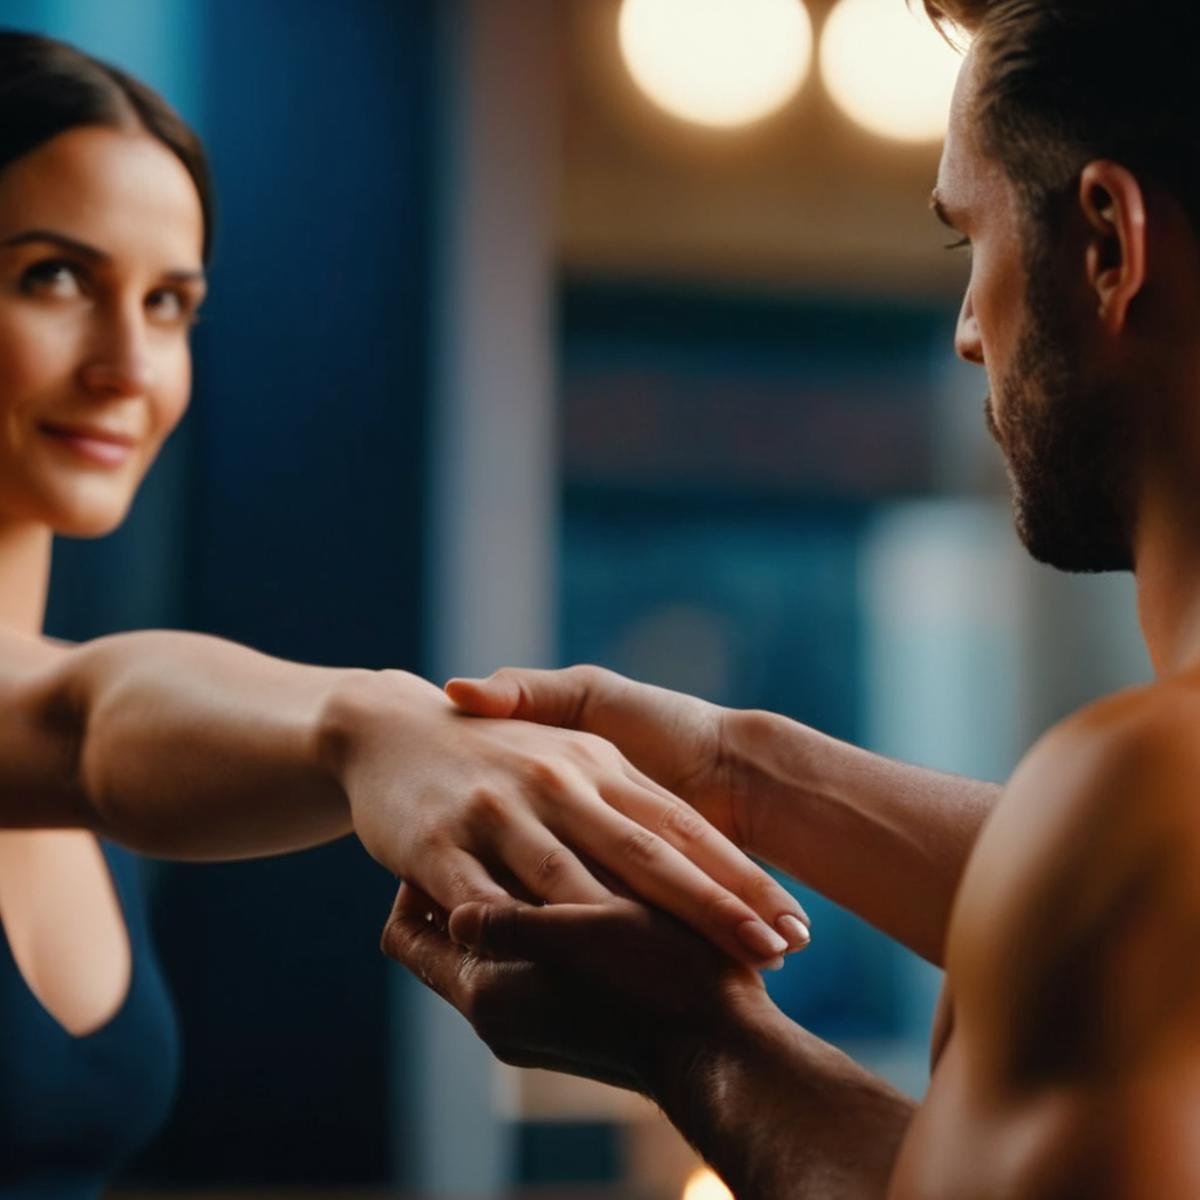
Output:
top-left (446, 665), bottom-right (747, 844)
top-left (319, 670), bottom-right (809, 968)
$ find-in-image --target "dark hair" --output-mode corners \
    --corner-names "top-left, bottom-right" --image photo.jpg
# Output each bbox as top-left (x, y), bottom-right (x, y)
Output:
top-left (919, 2), bottom-right (1200, 241)
top-left (0, 29), bottom-right (213, 259)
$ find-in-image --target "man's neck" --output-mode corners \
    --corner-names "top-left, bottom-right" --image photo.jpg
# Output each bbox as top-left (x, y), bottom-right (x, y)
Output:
top-left (0, 522), bottom-right (52, 636)
top-left (1134, 469), bottom-right (1200, 676)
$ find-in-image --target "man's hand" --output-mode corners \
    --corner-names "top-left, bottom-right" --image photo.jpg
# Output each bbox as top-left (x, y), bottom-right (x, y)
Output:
top-left (383, 885), bottom-right (913, 1200)
top-left (321, 670), bottom-right (809, 970)
top-left (445, 665), bottom-right (746, 843)
top-left (382, 884), bottom-right (769, 1095)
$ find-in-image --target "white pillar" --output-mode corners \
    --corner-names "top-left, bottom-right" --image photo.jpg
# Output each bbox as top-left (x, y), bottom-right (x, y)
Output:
top-left (393, 1), bottom-right (560, 1194)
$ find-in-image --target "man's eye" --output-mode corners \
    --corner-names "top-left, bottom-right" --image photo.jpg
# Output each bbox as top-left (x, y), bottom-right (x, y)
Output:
top-left (944, 236), bottom-right (971, 252)
top-left (20, 259), bottom-right (85, 298)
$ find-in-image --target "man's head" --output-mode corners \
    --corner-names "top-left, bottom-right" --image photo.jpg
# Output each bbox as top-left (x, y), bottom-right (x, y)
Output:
top-left (924, 1), bottom-right (1200, 573)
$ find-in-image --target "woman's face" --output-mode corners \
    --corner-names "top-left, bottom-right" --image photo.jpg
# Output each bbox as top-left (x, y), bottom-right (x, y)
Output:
top-left (0, 125), bottom-right (205, 537)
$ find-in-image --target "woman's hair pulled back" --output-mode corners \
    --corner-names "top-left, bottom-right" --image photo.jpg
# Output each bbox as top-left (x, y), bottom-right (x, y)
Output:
top-left (0, 29), bottom-right (213, 259)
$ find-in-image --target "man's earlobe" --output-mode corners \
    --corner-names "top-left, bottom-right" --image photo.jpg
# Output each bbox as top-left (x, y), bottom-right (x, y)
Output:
top-left (1079, 161), bottom-right (1147, 334)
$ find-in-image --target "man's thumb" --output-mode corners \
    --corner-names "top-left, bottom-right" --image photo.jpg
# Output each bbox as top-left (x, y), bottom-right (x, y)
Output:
top-left (444, 673), bottom-right (521, 718)
top-left (446, 666), bottom-right (593, 727)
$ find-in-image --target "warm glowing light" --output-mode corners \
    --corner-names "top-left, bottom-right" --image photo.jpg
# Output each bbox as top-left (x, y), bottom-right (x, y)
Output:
top-left (682, 1166), bottom-right (735, 1200)
top-left (618, 0), bottom-right (813, 129)
top-left (820, 0), bottom-right (963, 142)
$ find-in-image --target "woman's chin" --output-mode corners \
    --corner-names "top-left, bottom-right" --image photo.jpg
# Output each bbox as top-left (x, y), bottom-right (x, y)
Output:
top-left (50, 503), bottom-right (132, 540)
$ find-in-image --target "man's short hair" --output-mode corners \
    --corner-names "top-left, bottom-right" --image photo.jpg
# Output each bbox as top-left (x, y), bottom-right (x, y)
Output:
top-left (920, 1), bottom-right (1200, 240)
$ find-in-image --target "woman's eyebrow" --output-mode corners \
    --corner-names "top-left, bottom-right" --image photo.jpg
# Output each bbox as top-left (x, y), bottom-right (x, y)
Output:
top-left (2, 227), bottom-right (108, 261)
top-left (1, 227), bottom-right (205, 284)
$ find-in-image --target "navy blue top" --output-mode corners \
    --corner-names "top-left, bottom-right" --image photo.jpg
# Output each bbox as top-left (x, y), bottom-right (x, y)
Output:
top-left (0, 841), bottom-right (179, 1199)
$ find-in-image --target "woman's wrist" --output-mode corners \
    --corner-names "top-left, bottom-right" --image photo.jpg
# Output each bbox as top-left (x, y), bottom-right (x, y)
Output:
top-left (312, 667), bottom-right (439, 793)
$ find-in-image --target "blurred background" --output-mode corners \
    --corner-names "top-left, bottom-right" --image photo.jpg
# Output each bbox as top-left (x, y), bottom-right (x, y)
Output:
top-left (2, 0), bottom-right (1151, 1196)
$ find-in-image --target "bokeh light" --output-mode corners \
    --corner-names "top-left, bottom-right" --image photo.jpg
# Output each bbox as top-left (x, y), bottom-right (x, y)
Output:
top-left (820, 0), bottom-right (963, 142)
top-left (682, 1166), bottom-right (735, 1200)
top-left (618, 0), bottom-right (813, 129)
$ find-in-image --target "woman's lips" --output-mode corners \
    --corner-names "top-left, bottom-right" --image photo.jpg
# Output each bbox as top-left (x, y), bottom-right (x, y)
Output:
top-left (38, 423), bottom-right (137, 468)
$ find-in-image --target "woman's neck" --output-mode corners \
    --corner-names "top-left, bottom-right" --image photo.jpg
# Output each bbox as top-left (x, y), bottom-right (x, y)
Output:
top-left (0, 523), bottom-right (52, 635)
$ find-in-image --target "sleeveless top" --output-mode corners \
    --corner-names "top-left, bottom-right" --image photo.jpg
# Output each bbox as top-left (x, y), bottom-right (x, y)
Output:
top-left (0, 840), bottom-right (180, 1198)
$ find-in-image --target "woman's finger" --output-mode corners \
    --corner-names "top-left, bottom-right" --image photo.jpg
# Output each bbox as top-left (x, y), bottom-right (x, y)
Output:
top-left (543, 798), bottom-right (791, 970)
top-left (414, 846), bottom-right (511, 913)
top-left (483, 812), bottom-right (614, 905)
top-left (617, 761), bottom-right (811, 944)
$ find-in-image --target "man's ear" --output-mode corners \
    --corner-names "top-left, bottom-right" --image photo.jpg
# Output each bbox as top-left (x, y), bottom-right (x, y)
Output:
top-left (1078, 160), bottom-right (1147, 335)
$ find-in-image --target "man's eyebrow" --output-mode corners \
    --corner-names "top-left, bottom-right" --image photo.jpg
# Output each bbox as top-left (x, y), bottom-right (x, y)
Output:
top-left (0, 228), bottom-right (205, 284)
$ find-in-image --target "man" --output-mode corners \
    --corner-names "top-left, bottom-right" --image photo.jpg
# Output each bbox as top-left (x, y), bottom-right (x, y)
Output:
top-left (384, 2), bottom-right (1200, 1195)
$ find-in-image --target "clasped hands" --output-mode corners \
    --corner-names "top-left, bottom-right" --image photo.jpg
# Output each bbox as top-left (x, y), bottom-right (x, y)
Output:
top-left (371, 665), bottom-right (808, 1104)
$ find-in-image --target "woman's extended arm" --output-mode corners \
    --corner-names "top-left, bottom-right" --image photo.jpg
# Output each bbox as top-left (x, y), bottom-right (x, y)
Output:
top-left (448, 666), bottom-right (1001, 964)
top-left (0, 629), bottom-right (807, 967)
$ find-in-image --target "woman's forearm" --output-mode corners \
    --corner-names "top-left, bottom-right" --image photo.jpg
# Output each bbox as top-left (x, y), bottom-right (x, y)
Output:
top-left (725, 710), bottom-right (1001, 964)
top-left (2, 630), bottom-right (807, 965)
top-left (30, 629), bottom-right (370, 858)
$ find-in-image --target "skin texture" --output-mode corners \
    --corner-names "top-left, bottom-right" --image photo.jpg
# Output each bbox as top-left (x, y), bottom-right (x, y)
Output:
top-left (0, 124), bottom-right (814, 1035)
top-left (392, 44), bottom-right (1200, 1198)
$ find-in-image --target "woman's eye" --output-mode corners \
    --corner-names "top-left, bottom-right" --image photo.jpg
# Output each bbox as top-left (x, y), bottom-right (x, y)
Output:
top-left (146, 288), bottom-right (195, 326)
top-left (20, 259), bottom-right (84, 298)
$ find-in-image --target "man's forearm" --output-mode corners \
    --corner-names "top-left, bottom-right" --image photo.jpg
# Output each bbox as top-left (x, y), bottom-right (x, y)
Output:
top-left (27, 629), bottom-right (386, 857)
top-left (653, 998), bottom-right (914, 1200)
top-left (725, 710), bottom-right (1000, 964)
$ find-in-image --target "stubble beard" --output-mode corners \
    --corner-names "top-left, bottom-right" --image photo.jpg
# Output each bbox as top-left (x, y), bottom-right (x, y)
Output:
top-left (988, 270), bottom-right (1138, 574)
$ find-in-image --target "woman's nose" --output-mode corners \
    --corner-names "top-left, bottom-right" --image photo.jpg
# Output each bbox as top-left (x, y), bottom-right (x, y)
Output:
top-left (78, 308), bottom-right (154, 398)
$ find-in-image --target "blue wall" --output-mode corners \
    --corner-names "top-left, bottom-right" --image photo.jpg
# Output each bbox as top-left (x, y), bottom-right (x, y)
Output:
top-left (3, 0), bottom-right (435, 1184)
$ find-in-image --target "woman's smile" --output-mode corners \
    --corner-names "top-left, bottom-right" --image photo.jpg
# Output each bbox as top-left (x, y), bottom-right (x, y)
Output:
top-left (37, 420), bottom-right (138, 469)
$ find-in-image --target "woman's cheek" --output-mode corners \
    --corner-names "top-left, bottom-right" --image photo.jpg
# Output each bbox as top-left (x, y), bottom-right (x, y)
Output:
top-left (0, 310), bottom-right (67, 412)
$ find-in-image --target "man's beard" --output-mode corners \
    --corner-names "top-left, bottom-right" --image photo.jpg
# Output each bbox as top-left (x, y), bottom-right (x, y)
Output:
top-left (988, 274), bottom-right (1139, 573)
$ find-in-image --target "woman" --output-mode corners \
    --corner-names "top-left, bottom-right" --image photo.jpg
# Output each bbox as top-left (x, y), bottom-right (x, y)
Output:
top-left (0, 30), bottom-right (808, 1195)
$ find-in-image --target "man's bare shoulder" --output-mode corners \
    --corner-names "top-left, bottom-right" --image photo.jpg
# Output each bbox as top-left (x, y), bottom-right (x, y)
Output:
top-left (947, 674), bottom-right (1200, 1087)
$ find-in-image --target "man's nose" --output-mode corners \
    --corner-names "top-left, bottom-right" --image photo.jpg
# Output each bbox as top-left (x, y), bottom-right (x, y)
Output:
top-left (78, 305), bottom-right (155, 398)
top-left (954, 290), bottom-right (985, 366)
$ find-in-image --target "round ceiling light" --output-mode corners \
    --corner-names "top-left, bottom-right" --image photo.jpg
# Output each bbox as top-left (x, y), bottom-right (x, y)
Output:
top-left (618, 0), bottom-right (813, 130)
top-left (820, 0), bottom-right (963, 143)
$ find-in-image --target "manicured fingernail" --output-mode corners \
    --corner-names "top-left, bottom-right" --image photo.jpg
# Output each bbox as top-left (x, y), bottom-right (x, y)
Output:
top-left (777, 914), bottom-right (811, 950)
top-left (738, 920), bottom-right (789, 960)
top-left (763, 956), bottom-right (786, 972)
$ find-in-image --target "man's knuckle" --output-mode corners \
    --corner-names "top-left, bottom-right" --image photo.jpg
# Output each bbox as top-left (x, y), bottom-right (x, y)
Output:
top-left (379, 918), bottom-right (404, 960)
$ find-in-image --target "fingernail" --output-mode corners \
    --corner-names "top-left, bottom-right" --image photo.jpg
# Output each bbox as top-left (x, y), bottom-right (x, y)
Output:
top-left (777, 914), bottom-right (812, 950)
top-left (763, 956), bottom-right (786, 972)
top-left (738, 920), bottom-right (789, 960)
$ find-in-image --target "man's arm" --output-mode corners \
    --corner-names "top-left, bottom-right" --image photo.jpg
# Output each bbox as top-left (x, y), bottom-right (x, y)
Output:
top-left (386, 890), bottom-right (915, 1200)
top-left (890, 688), bottom-right (1200, 1198)
top-left (0, 628), bottom-right (804, 965)
top-left (449, 665), bottom-right (1000, 963)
